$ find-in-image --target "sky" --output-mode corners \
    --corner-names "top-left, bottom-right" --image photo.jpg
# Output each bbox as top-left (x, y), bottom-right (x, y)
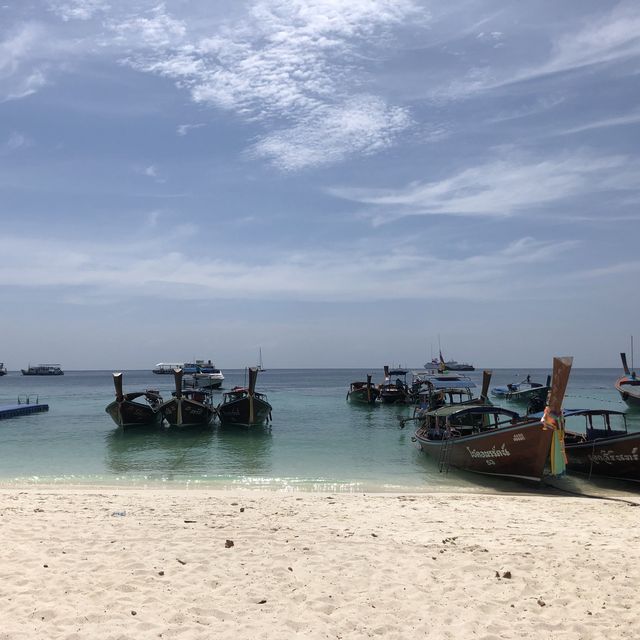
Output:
top-left (1, 0), bottom-right (639, 370)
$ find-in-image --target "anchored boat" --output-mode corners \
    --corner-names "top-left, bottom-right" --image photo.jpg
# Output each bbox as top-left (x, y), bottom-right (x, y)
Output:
top-left (615, 352), bottom-right (640, 409)
top-left (105, 372), bottom-right (163, 429)
top-left (21, 364), bottom-right (64, 376)
top-left (217, 367), bottom-right (272, 427)
top-left (160, 369), bottom-right (216, 428)
top-left (412, 357), bottom-right (573, 482)
top-left (347, 375), bottom-right (379, 405)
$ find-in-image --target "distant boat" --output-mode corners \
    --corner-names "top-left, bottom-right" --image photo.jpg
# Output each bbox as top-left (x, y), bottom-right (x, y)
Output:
top-left (426, 349), bottom-right (474, 372)
top-left (217, 367), bottom-right (272, 426)
top-left (491, 375), bottom-right (551, 404)
top-left (257, 348), bottom-right (266, 372)
top-left (105, 372), bottom-right (164, 429)
top-left (21, 364), bottom-right (64, 376)
top-left (153, 362), bottom-right (182, 374)
top-left (0, 363), bottom-right (7, 376)
top-left (378, 366), bottom-right (411, 404)
top-left (160, 369), bottom-right (216, 428)
top-left (412, 370), bottom-right (487, 414)
top-left (616, 351), bottom-right (640, 410)
top-left (347, 374), bottom-right (379, 405)
top-left (183, 370), bottom-right (225, 391)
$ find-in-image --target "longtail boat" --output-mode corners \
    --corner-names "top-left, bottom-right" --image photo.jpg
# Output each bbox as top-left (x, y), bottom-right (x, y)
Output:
top-left (491, 375), bottom-right (551, 404)
top-left (347, 375), bottom-right (379, 405)
top-left (413, 357), bottom-right (573, 482)
top-left (412, 370), bottom-right (489, 413)
top-left (562, 409), bottom-right (639, 482)
top-left (105, 372), bottom-right (163, 429)
top-left (160, 369), bottom-right (216, 428)
top-left (378, 366), bottom-right (411, 404)
top-left (217, 367), bottom-right (272, 426)
top-left (615, 352), bottom-right (640, 410)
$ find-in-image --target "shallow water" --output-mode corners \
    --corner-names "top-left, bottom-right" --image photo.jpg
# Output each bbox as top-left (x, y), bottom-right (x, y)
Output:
top-left (0, 368), bottom-right (637, 495)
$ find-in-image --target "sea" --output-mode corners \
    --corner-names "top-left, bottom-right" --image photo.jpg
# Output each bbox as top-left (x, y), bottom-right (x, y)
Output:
top-left (0, 368), bottom-right (638, 496)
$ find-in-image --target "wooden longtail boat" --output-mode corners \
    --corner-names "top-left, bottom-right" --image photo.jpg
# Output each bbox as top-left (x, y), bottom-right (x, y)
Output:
top-left (105, 372), bottom-right (163, 429)
top-left (615, 353), bottom-right (640, 410)
top-left (160, 369), bottom-right (216, 428)
top-left (491, 375), bottom-right (551, 403)
top-left (379, 366), bottom-right (411, 404)
top-left (347, 375), bottom-right (379, 405)
top-left (413, 358), bottom-right (573, 482)
top-left (562, 409), bottom-right (640, 482)
top-left (413, 370), bottom-right (490, 413)
top-left (217, 367), bottom-right (272, 427)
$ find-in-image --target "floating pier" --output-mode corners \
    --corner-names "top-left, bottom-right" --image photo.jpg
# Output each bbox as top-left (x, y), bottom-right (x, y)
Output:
top-left (0, 401), bottom-right (49, 420)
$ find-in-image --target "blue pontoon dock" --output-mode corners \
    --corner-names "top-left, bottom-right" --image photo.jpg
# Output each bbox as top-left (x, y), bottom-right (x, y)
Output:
top-left (0, 402), bottom-right (49, 420)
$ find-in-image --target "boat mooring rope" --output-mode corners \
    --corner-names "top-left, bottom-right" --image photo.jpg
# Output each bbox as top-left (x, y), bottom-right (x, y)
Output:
top-left (541, 479), bottom-right (640, 507)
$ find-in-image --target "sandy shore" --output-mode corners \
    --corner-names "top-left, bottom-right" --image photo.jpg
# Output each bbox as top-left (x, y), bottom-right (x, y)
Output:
top-left (1, 487), bottom-right (638, 639)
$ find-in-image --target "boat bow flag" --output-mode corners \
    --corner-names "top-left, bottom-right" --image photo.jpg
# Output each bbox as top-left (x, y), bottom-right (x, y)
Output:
top-left (541, 357), bottom-right (573, 476)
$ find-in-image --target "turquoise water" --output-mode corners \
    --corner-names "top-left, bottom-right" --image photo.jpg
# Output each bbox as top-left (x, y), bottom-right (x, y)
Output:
top-left (0, 368), bottom-right (637, 493)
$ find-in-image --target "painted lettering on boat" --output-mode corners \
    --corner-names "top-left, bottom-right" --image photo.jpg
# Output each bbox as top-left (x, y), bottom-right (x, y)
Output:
top-left (465, 443), bottom-right (511, 460)
top-left (512, 433), bottom-right (525, 442)
top-left (588, 448), bottom-right (639, 465)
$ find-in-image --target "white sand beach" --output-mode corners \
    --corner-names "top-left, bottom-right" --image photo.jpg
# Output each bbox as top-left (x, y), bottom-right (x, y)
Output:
top-left (1, 487), bottom-right (638, 639)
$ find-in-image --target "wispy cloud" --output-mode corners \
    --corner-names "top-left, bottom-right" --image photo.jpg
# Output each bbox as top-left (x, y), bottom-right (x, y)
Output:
top-left (436, 2), bottom-right (640, 100)
top-left (177, 123), bottom-right (205, 136)
top-left (113, 0), bottom-right (423, 169)
top-left (48, 0), bottom-right (109, 21)
top-left (0, 232), bottom-right (578, 303)
top-left (135, 164), bottom-right (165, 183)
top-left (0, 23), bottom-right (50, 101)
top-left (332, 150), bottom-right (639, 221)
top-left (559, 110), bottom-right (640, 135)
top-left (1, 131), bottom-right (33, 153)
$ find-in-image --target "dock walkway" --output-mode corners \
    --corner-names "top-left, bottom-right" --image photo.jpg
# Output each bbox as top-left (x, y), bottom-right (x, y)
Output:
top-left (0, 403), bottom-right (49, 420)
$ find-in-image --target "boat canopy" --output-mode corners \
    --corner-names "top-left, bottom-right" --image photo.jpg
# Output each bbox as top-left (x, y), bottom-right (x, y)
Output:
top-left (419, 378), bottom-right (477, 390)
top-left (427, 404), bottom-right (521, 419)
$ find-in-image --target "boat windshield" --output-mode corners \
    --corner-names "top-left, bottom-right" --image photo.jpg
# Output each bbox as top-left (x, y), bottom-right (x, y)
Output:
top-left (563, 410), bottom-right (628, 438)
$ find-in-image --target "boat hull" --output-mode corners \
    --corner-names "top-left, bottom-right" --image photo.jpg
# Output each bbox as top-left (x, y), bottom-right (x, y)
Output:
top-left (347, 386), bottom-right (379, 405)
top-left (105, 400), bottom-right (163, 429)
top-left (414, 422), bottom-right (554, 482)
top-left (615, 377), bottom-right (640, 409)
top-left (21, 370), bottom-right (64, 376)
top-left (189, 373), bottom-right (224, 390)
top-left (218, 397), bottom-right (272, 426)
top-left (565, 433), bottom-right (640, 482)
top-left (379, 385), bottom-right (409, 404)
top-left (161, 398), bottom-right (215, 427)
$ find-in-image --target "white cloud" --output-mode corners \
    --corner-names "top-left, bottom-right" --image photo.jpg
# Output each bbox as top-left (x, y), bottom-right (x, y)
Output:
top-left (0, 24), bottom-right (50, 101)
top-left (2, 131), bottom-right (33, 153)
top-left (48, 0), bottom-right (109, 21)
top-left (0, 232), bottom-right (578, 303)
top-left (332, 151), bottom-right (639, 221)
top-left (251, 95), bottom-right (412, 171)
top-left (136, 164), bottom-right (165, 182)
top-left (111, 6), bottom-right (187, 48)
top-left (177, 123), bottom-right (205, 136)
top-left (115, 0), bottom-right (423, 169)
top-left (559, 110), bottom-right (640, 135)
top-left (436, 3), bottom-right (640, 100)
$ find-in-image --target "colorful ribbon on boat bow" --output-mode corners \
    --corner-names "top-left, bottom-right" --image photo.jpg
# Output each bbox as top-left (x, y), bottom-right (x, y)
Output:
top-left (541, 407), bottom-right (566, 476)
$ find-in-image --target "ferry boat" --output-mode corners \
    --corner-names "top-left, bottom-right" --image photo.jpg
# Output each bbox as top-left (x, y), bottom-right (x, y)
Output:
top-left (21, 364), bottom-right (64, 376)
top-left (153, 362), bottom-right (183, 374)
top-left (0, 363), bottom-right (7, 376)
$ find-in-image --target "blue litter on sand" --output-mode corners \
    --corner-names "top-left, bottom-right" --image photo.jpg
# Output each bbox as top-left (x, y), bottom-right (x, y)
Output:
top-left (0, 403), bottom-right (49, 420)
